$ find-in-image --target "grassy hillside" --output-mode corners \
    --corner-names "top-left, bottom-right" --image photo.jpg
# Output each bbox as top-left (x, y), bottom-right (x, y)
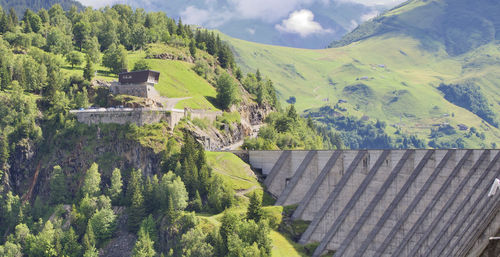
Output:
top-left (203, 152), bottom-right (309, 256)
top-left (330, 0), bottom-right (500, 56)
top-left (62, 46), bottom-right (220, 111)
top-left (222, 33), bottom-right (500, 148)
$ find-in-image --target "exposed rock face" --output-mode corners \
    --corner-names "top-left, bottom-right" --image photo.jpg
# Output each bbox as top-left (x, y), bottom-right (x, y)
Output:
top-left (188, 122), bottom-right (245, 151)
top-left (238, 103), bottom-right (273, 126)
top-left (147, 53), bottom-right (194, 63)
top-left (189, 103), bottom-right (273, 150)
top-left (9, 138), bottom-right (36, 191)
top-left (11, 129), bottom-right (163, 201)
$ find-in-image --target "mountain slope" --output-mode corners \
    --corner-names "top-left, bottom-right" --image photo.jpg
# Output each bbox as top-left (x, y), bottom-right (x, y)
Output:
top-left (330, 0), bottom-right (500, 56)
top-left (222, 0), bottom-right (500, 148)
top-left (83, 0), bottom-right (387, 49)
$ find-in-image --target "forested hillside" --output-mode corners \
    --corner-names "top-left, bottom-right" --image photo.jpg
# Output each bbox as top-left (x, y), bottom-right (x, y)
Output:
top-left (0, 3), bottom-right (327, 256)
top-left (0, 0), bottom-right (83, 16)
top-left (223, 0), bottom-right (500, 149)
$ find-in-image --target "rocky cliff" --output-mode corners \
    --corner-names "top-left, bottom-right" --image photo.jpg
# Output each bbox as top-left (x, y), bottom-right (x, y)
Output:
top-left (8, 125), bottom-right (165, 202)
top-left (188, 103), bottom-right (273, 150)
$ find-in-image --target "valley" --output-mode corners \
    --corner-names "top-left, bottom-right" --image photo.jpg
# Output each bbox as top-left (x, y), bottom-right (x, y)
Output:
top-left (223, 0), bottom-right (500, 149)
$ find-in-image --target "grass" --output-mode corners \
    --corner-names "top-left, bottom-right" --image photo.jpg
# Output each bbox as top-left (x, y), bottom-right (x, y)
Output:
top-left (206, 151), bottom-right (261, 192)
top-left (270, 230), bottom-right (307, 257)
top-left (221, 32), bottom-right (500, 148)
top-left (199, 152), bottom-right (310, 256)
top-left (128, 50), bottom-right (219, 110)
top-left (61, 45), bottom-right (220, 111)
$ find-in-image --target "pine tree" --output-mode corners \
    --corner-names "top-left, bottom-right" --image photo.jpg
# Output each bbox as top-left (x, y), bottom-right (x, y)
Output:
top-left (0, 11), bottom-right (8, 33)
top-left (287, 104), bottom-right (298, 121)
top-left (108, 168), bottom-right (123, 205)
top-left (81, 163), bottom-right (101, 197)
top-left (62, 228), bottom-right (83, 257)
top-left (127, 169), bottom-right (143, 205)
top-left (143, 177), bottom-right (154, 213)
top-left (206, 32), bottom-right (217, 55)
top-left (83, 246), bottom-right (99, 257)
top-left (256, 83), bottom-right (267, 105)
top-left (176, 18), bottom-right (184, 36)
top-left (246, 192), bottom-right (263, 222)
top-left (132, 227), bottom-right (156, 257)
top-left (256, 69), bottom-right (262, 82)
top-left (83, 55), bottom-right (95, 82)
top-left (0, 61), bottom-right (11, 90)
top-left (165, 195), bottom-right (176, 225)
top-left (220, 210), bottom-right (239, 253)
top-left (0, 133), bottom-right (9, 169)
top-left (128, 186), bottom-right (145, 232)
top-left (8, 8), bottom-right (17, 26)
top-left (192, 190), bottom-right (202, 212)
top-left (189, 40), bottom-right (196, 57)
top-left (50, 165), bottom-right (67, 204)
top-left (140, 215), bottom-right (157, 243)
top-left (83, 223), bottom-right (96, 250)
top-left (235, 67), bottom-right (243, 81)
top-left (217, 44), bottom-right (233, 69)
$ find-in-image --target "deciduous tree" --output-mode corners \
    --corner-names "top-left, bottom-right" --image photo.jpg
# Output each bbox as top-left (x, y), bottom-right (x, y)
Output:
top-left (216, 72), bottom-right (239, 110)
top-left (102, 44), bottom-right (128, 74)
top-left (81, 163), bottom-right (101, 197)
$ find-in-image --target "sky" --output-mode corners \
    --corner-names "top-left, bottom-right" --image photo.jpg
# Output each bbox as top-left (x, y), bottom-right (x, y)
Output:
top-left (77, 0), bottom-right (406, 38)
top-left (78, 0), bottom-right (406, 8)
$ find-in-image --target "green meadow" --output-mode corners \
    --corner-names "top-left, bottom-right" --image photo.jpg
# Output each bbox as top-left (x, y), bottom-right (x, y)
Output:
top-left (222, 33), bottom-right (500, 148)
top-left (62, 47), bottom-right (219, 110)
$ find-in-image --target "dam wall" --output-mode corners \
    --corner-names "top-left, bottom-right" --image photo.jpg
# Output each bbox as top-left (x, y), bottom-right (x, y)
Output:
top-left (248, 149), bottom-right (500, 257)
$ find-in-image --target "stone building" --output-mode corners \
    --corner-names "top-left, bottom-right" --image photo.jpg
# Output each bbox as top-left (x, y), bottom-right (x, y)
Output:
top-left (72, 69), bottom-right (223, 128)
top-left (109, 70), bottom-right (161, 99)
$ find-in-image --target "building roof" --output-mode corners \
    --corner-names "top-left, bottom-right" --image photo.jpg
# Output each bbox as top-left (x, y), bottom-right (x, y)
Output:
top-left (118, 70), bottom-right (160, 84)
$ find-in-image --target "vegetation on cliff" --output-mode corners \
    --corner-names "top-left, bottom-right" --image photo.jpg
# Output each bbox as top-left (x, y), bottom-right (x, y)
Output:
top-left (0, 2), bottom-right (320, 256)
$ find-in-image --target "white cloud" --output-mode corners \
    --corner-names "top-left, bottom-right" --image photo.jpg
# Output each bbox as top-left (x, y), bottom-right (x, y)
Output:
top-left (247, 28), bottom-right (256, 35)
top-left (229, 0), bottom-right (315, 22)
top-left (361, 10), bottom-right (379, 21)
top-left (275, 9), bottom-right (333, 37)
top-left (180, 6), bottom-right (231, 27)
top-left (349, 19), bottom-right (359, 31)
top-left (180, 6), bottom-right (211, 25)
top-left (78, 0), bottom-right (117, 8)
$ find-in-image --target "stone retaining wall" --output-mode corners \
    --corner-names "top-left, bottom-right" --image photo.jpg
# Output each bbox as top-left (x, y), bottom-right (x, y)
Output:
top-left (70, 107), bottom-right (222, 129)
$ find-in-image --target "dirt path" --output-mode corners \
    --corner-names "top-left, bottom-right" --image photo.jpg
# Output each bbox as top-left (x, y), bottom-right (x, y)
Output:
top-left (236, 185), bottom-right (258, 197)
top-left (154, 96), bottom-right (192, 109)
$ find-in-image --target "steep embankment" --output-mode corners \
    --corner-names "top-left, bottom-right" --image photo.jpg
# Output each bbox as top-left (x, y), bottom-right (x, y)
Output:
top-left (222, 0), bottom-right (500, 148)
top-left (10, 124), bottom-right (165, 201)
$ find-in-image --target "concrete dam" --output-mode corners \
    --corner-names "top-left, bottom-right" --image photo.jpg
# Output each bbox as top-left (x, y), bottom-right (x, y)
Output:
top-left (248, 150), bottom-right (500, 257)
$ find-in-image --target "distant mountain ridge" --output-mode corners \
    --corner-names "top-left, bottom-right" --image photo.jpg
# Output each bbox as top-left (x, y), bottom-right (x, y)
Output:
top-left (223, 0), bottom-right (500, 148)
top-left (79, 0), bottom-right (388, 49)
top-left (0, 0), bottom-right (83, 15)
top-left (330, 0), bottom-right (500, 56)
